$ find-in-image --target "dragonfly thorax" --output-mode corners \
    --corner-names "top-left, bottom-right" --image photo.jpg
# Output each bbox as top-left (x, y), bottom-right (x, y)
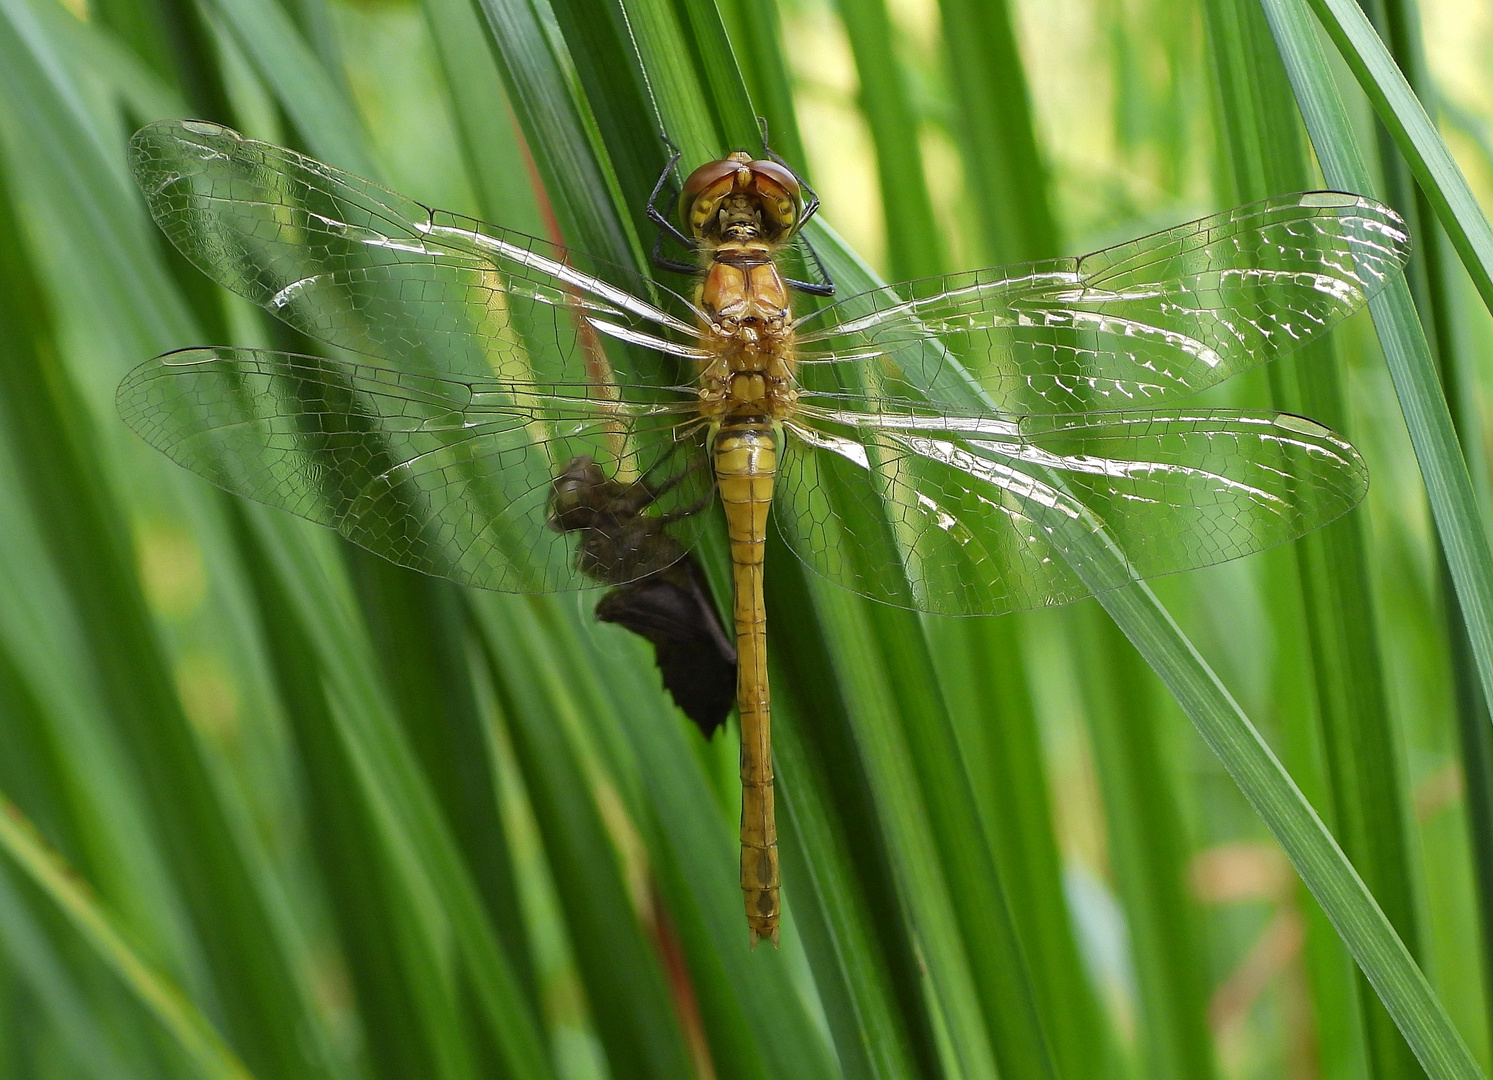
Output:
top-left (696, 241), bottom-right (798, 419)
top-left (699, 242), bottom-right (791, 328)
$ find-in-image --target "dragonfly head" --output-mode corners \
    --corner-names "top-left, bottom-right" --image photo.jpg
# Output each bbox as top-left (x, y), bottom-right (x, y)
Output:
top-left (680, 151), bottom-right (802, 245)
top-left (547, 456), bottom-right (615, 533)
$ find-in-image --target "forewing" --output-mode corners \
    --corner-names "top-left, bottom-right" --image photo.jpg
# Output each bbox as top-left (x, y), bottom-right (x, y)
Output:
top-left (117, 348), bottom-right (710, 593)
top-left (129, 120), bottom-right (703, 388)
top-left (794, 193), bottom-right (1409, 413)
top-left (777, 408), bottom-right (1367, 615)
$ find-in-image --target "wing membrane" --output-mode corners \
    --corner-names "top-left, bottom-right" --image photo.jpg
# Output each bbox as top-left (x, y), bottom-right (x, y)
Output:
top-left (129, 120), bottom-right (703, 389)
top-left (777, 408), bottom-right (1366, 615)
top-left (795, 193), bottom-right (1410, 413)
top-left (118, 348), bottom-right (709, 593)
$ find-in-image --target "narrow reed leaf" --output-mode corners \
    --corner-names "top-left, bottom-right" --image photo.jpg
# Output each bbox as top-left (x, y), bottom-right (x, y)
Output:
top-left (1367, 0), bottom-right (1493, 1049)
top-left (1076, 609), bottom-right (1217, 1080)
top-left (712, 0), bottom-right (807, 167)
top-left (0, 63), bottom-right (338, 1076)
top-left (418, 0), bottom-right (545, 238)
top-left (471, 598), bottom-right (699, 1080)
top-left (935, 0), bottom-right (1058, 263)
top-left (211, 0), bottom-right (373, 173)
top-left (924, 6), bottom-right (1113, 1071)
top-left (1276, 8), bottom-right (1493, 726)
top-left (1304, 0), bottom-right (1493, 321)
top-left (244, 510), bottom-right (556, 1080)
top-left (1204, 0), bottom-right (1425, 1071)
top-left (830, 0), bottom-right (944, 280)
top-left (346, 554), bottom-right (535, 1005)
top-left (468, 0), bottom-right (637, 265)
top-left (927, 614), bottom-right (1117, 1080)
top-left (488, 594), bottom-right (847, 1080)
top-left (0, 793), bottom-right (255, 1080)
top-left (1098, 577), bottom-right (1485, 1080)
top-left (232, 517), bottom-right (481, 1080)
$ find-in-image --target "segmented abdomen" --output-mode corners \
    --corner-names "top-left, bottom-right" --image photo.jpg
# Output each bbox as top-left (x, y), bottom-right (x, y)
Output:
top-left (713, 416), bottom-right (779, 946)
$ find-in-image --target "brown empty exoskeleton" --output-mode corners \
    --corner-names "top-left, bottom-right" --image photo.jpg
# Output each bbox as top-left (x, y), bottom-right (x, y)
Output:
top-left (120, 119), bottom-right (1404, 951)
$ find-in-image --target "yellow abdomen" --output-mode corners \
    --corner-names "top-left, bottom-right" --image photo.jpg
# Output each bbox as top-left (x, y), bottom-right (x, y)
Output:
top-left (713, 418), bottom-right (779, 945)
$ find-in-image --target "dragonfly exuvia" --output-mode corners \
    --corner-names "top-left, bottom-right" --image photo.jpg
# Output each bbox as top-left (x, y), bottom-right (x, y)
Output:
top-left (119, 119), bottom-right (1410, 946)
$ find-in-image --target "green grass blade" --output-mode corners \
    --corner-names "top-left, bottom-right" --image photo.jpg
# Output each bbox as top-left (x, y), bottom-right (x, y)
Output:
top-left (1368, 0), bottom-right (1493, 1050)
top-left (244, 509), bottom-right (556, 1079)
top-left (1076, 609), bottom-right (1218, 1080)
top-left (934, 0), bottom-right (1058, 263)
top-left (927, 614), bottom-right (1117, 1080)
top-left (1204, 0), bottom-right (1427, 1072)
top-left (418, 0), bottom-right (544, 237)
top-left (346, 555), bottom-right (536, 1010)
top-left (230, 515), bottom-right (487, 1080)
top-left (0, 42), bottom-right (341, 1076)
top-left (801, 582), bottom-right (1004, 1080)
top-left (921, 6), bottom-right (1117, 1071)
top-left (209, 0), bottom-right (374, 173)
top-left (0, 794), bottom-right (255, 1080)
top-left (542, 0), bottom-right (682, 231)
top-left (713, 0), bottom-right (806, 167)
top-left (1098, 576), bottom-right (1485, 1080)
top-left (1303, 0), bottom-right (1493, 322)
top-left (829, 0), bottom-right (943, 280)
top-left (469, 0), bottom-right (637, 265)
top-left (470, 599), bottom-right (699, 1080)
top-left (558, 594), bottom-right (850, 1080)
top-left (768, 660), bottom-right (931, 1080)
top-left (1269, 0), bottom-right (1493, 745)
top-left (1254, 14), bottom-right (1493, 1067)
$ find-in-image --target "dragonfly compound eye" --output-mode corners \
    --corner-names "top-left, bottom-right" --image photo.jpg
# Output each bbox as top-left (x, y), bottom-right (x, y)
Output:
top-left (680, 152), bottom-right (803, 242)
top-left (547, 456), bottom-right (611, 533)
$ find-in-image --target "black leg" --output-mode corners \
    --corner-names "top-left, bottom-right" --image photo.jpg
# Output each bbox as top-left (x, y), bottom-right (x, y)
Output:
top-left (647, 151), bottom-right (697, 256)
top-left (795, 233), bottom-right (836, 295)
top-left (798, 186), bottom-right (822, 229)
top-left (651, 228), bottom-right (699, 276)
top-left (785, 277), bottom-right (836, 297)
top-left (757, 116), bottom-right (824, 230)
top-left (657, 484), bottom-right (717, 525)
top-left (634, 437), bottom-right (710, 503)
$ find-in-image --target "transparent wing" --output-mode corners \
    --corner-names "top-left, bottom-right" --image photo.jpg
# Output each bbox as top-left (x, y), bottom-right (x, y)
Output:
top-left (776, 407), bottom-right (1367, 615)
top-left (794, 193), bottom-right (1410, 413)
top-left (117, 348), bottom-right (711, 593)
top-left (129, 120), bottom-right (705, 388)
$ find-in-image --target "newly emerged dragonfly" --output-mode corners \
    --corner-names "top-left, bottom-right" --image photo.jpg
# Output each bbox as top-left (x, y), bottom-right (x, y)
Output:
top-left (119, 119), bottom-right (1409, 946)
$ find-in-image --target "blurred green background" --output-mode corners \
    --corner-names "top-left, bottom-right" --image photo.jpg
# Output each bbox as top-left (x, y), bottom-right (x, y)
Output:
top-left (1, 0), bottom-right (1492, 1077)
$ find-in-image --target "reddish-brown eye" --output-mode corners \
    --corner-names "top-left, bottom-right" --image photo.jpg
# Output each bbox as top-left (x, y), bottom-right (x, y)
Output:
top-left (679, 157), bottom-right (746, 240)
top-left (676, 152), bottom-right (806, 241)
top-left (744, 160), bottom-right (802, 238)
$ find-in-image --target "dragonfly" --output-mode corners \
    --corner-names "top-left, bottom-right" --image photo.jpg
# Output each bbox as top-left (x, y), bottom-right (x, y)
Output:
top-left (119, 119), bottom-right (1409, 946)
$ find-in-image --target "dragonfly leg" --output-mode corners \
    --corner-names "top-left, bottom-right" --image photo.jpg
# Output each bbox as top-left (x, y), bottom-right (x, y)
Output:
top-left (654, 487), bottom-right (716, 525)
top-left (637, 443), bottom-right (713, 509)
top-left (652, 228), bottom-right (699, 276)
top-left (784, 273), bottom-right (835, 298)
top-left (647, 151), bottom-right (698, 263)
top-left (757, 116), bottom-right (824, 231)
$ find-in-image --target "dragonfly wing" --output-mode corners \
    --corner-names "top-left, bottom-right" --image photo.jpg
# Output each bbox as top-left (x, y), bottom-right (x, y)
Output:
top-left (777, 408), bottom-right (1367, 615)
top-left (118, 348), bottom-right (711, 593)
top-left (129, 120), bottom-right (703, 388)
top-left (794, 193), bottom-right (1409, 413)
